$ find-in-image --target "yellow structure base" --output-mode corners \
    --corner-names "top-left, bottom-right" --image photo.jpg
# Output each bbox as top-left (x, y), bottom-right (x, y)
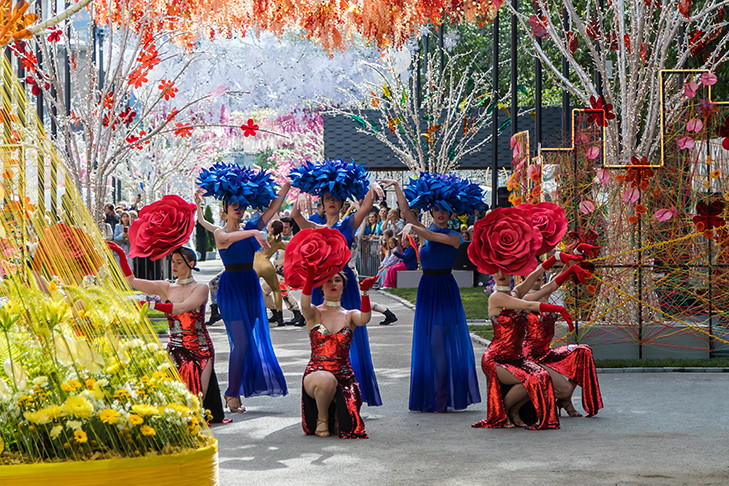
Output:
top-left (0, 442), bottom-right (218, 486)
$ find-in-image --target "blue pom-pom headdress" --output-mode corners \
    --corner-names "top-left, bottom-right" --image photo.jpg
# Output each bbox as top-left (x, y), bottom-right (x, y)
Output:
top-left (288, 159), bottom-right (370, 202)
top-left (403, 172), bottom-right (486, 215)
top-left (197, 162), bottom-right (278, 210)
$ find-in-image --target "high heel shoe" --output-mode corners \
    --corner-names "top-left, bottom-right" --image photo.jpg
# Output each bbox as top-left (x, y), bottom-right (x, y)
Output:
top-left (224, 395), bottom-right (246, 413)
top-left (557, 399), bottom-right (583, 417)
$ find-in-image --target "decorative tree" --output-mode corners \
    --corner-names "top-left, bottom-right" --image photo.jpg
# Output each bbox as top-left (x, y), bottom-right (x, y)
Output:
top-left (513, 0), bottom-right (729, 166)
top-left (16, 3), bottom-right (220, 216)
top-left (332, 50), bottom-right (512, 174)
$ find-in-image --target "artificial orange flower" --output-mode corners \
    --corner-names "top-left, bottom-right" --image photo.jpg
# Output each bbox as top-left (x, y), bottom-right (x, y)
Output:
top-left (627, 215), bottom-right (639, 224)
top-left (635, 204), bottom-right (647, 215)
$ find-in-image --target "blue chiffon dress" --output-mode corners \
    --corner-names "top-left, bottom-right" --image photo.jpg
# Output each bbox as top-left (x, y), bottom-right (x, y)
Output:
top-left (409, 225), bottom-right (481, 412)
top-left (311, 214), bottom-right (382, 406)
top-left (218, 214), bottom-right (288, 398)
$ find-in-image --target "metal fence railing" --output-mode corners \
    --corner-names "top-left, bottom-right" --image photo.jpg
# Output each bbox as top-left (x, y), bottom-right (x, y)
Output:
top-left (357, 239), bottom-right (382, 278)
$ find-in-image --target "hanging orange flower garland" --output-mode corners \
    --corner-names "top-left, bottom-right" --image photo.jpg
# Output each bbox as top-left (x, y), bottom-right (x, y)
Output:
top-left (93, 0), bottom-right (506, 51)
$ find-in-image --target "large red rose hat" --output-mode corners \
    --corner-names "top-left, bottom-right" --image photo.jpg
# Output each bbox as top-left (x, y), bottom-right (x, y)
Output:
top-left (520, 202), bottom-right (568, 255)
top-left (284, 227), bottom-right (351, 289)
top-left (468, 206), bottom-right (543, 276)
top-left (32, 224), bottom-right (104, 280)
top-left (129, 195), bottom-right (197, 260)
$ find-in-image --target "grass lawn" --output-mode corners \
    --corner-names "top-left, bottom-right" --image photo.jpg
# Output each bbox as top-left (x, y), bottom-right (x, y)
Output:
top-left (468, 325), bottom-right (493, 341)
top-left (383, 287), bottom-right (489, 320)
top-left (595, 358), bottom-right (729, 368)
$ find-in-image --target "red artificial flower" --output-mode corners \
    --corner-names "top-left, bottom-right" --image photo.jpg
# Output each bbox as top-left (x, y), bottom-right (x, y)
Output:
top-left (32, 224), bottom-right (104, 281)
top-left (174, 123), bottom-right (193, 137)
top-left (241, 118), bottom-right (259, 137)
top-left (585, 18), bottom-right (599, 40)
top-left (467, 206), bottom-right (543, 276)
top-left (521, 202), bottom-right (568, 255)
top-left (47, 29), bottom-right (62, 42)
top-left (128, 67), bottom-right (148, 88)
top-left (118, 106), bottom-right (136, 125)
top-left (678, 0), bottom-right (691, 18)
top-left (529, 15), bottom-right (548, 39)
top-left (20, 51), bottom-right (37, 72)
top-left (284, 228), bottom-right (351, 290)
top-left (129, 195), bottom-right (197, 260)
top-left (588, 96), bottom-right (616, 126)
top-left (167, 109), bottom-right (179, 122)
top-left (567, 31), bottom-right (579, 55)
top-left (692, 200), bottom-right (725, 234)
top-left (158, 80), bottom-right (178, 101)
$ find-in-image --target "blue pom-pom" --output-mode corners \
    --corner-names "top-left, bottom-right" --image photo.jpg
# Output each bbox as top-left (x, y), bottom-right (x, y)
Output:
top-left (288, 159), bottom-right (370, 202)
top-left (197, 162), bottom-right (278, 210)
top-left (403, 172), bottom-right (486, 215)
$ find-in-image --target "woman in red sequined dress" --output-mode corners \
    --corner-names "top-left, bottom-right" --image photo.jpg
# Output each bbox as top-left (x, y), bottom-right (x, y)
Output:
top-left (299, 269), bottom-right (376, 439)
top-left (521, 271), bottom-right (603, 417)
top-left (108, 244), bottom-right (215, 400)
top-left (472, 270), bottom-right (569, 429)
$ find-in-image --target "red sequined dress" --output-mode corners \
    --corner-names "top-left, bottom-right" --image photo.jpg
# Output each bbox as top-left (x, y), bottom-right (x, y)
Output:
top-left (523, 312), bottom-right (603, 416)
top-left (472, 309), bottom-right (559, 430)
top-left (302, 324), bottom-right (368, 439)
top-left (166, 304), bottom-right (214, 397)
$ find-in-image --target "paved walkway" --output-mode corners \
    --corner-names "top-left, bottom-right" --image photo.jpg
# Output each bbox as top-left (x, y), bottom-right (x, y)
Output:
top-left (195, 259), bottom-right (729, 485)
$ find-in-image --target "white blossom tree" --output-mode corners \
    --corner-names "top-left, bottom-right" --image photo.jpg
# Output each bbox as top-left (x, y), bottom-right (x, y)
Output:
top-left (513, 0), bottom-right (729, 165)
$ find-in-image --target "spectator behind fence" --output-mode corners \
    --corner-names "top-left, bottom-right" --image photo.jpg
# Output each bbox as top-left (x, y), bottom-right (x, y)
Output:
top-left (382, 235), bottom-right (418, 288)
top-left (375, 237), bottom-right (401, 289)
top-left (379, 228), bottom-right (394, 259)
top-left (383, 208), bottom-right (405, 234)
top-left (113, 211), bottom-right (134, 269)
top-left (362, 211), bottom-right (381, 240)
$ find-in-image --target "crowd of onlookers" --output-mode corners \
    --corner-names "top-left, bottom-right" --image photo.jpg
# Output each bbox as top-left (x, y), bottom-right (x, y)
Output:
top-left (100, 193), bottom-right (489, 289)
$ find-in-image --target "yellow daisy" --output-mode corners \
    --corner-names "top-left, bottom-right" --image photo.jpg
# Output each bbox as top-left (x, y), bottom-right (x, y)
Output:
top-left (74, 430), bottom-right (88, 444)
top-left (98, 408), bottom-right (121, 424)
top-left (63, 396), bottom-right (94, 419)
top-left (131, 404), bottom-right (160, 417)
top-left (128, 414), bottom-right (144, 426)
top-left (140, 425), bottom-right (156, 436)
top-left (23, 410), bottom-right (52, 425)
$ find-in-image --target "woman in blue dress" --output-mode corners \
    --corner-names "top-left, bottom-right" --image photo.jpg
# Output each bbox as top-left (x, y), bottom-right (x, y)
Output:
top-left (289, 159), bottom-right (385, 406)
top-left (380, 173), bottom-right (483, 412)
top-left (197, 163), bottom-right (292, 413)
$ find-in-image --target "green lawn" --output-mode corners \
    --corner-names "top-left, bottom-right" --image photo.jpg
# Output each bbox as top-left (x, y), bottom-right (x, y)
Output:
top-left (594, 358), bottom-right (729, 368)
top-left (148, 318), bottom-right (169, 335)
top-left (468, 325), bottom-right (493, 341)
top-left (383, 287), bottom-right (489, 320)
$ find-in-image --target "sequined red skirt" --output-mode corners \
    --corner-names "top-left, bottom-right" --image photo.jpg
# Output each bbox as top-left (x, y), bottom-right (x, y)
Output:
top-left (532, 344), bottom-right (603, 417)
top-left (472, 350), bottom-right (560, 430)
top-left (301, 358), bottom-right (368, 439)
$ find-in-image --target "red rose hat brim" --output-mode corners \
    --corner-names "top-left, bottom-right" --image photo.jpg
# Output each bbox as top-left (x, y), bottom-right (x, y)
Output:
top-left (468, 206), bottom-right (543, 276)
top-left (284, 227), bottom-right (351, 289)
top-left (129, 195), bottom-right (197, 261)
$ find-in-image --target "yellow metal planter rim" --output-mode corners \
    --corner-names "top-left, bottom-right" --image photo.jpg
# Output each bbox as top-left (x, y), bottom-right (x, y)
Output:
top-left (0, 441), bottom-right (217, 483)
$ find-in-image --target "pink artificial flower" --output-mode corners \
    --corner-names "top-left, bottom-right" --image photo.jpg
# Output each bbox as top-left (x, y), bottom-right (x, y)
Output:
top-left (623, 187), bottom-right (641, 204)
top-left (585, 146), bottom-right (601, 160)
top-left (701, 72), bottom-right (717, 86)
top-left (596, 168), bottom-right (611, 185)
top-left (654, 205), bottom-right (679, 222)
top-left (684, 81), bottom-right (699, 98)
top-left (579, 200), bottom-right (595, 214)
top-left (678, 136), bottom-right (695, 150)
top-left (686, 118), bottom-right (704, 133)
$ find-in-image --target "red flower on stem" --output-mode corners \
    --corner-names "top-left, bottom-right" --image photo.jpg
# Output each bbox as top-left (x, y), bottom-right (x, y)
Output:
top-left (47, 29), bottom-right (62, 42)
top-left (588, 96), bottom-right (616, 126)
top-left (241, 118), bottom-right (259, 137)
